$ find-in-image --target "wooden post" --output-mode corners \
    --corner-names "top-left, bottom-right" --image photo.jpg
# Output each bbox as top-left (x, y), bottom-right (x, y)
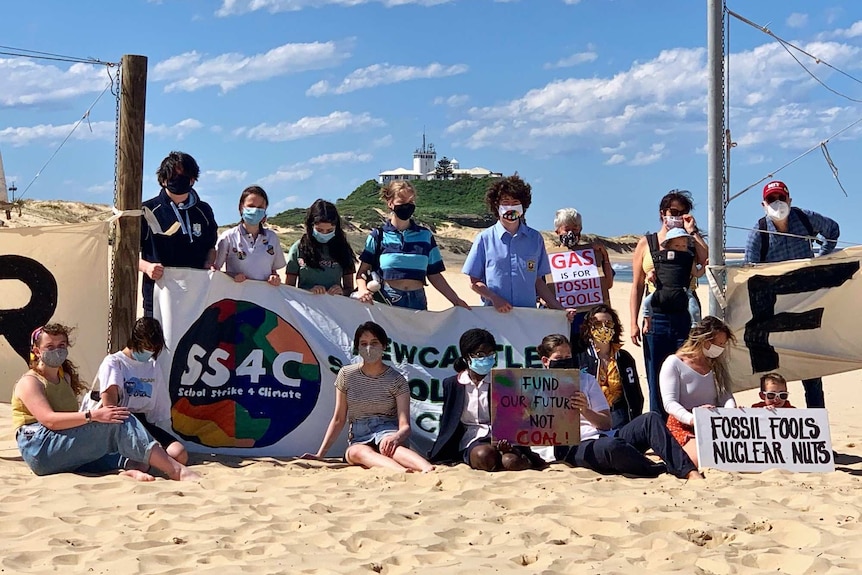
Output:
top-left (110, 54), bottom-right (147, 352)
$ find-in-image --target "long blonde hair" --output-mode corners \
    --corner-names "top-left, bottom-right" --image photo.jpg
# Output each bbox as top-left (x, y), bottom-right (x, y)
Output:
top-left (676, 316), bottom-right (736, 398)
top-left (30, 323), bottom-right (85, 397)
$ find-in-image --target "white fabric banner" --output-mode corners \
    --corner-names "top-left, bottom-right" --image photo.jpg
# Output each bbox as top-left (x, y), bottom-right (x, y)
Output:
top-left (721, 246), bottom-right (862, 391)
top-left (155, 268), bottom-right (568, 457)
top-left (0, 222), bottom-right (110, 400)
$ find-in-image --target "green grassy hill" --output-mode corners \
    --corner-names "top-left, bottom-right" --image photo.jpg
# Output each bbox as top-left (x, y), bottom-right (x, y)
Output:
top-left (268, 177), bottom-right (498, 230)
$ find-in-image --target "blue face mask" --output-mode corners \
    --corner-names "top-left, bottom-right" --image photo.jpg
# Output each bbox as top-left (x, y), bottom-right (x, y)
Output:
top-left (468, 354), bottom-right (496, 376)
top-left (132, 349), bottom-right (154, 363)
top-left (313, 229), bottom-right (336, 243)
top-left (242, 207), bottom-right (266, 225)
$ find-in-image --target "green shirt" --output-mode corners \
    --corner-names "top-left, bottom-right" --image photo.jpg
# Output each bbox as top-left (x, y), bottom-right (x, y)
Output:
top-left (286, 240), bottom-right (352, 290)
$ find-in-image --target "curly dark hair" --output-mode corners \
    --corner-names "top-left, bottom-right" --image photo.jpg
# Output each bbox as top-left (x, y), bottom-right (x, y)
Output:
top-left (156, 151), bottom-right (200, 186)
top-left (579, 304), bottom-right (624, 345)
top-left (658, 189), bottom-right (694, 221)
top-left (485, 173), bottom-right (532, 215)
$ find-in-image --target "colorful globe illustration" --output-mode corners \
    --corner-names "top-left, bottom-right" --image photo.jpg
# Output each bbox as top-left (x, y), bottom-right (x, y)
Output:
top-left (169, 299), bottom-right (321, 448)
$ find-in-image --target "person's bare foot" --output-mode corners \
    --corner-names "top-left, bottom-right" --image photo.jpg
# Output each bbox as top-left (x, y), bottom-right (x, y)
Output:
top-left (686, 470), bottom-right (704, 480)
top-left (120, 469), bottom-right (155, 482)
top-left (178, 467), bottom-right (202, 482)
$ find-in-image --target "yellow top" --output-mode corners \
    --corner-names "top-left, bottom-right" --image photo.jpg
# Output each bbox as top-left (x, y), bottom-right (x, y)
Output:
top-left (11, 371), bottom-right (79, 430)
top-left (597, 343), bottom-right (623, 405)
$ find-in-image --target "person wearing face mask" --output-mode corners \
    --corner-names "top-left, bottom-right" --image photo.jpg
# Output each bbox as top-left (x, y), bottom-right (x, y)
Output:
top-left (660, 316), bottom-right (737, 468)
top-left (285, 199), bottom-right (356, 295)
top-left (355, 181), bottom-right (468, 310)
top-left (463, 175), bottom-right (575, 319)
top-left (140, 151), bottom-right (218, 317)
top-left (428, 328), bottom-right (545, 471)
top-left (11, 324), bottom-right (200, 481)
top-left (576, 305), bottom-right (643, 430)
top-left (630, 189), bottom-right (708, 418)
top-left (213, 185), bottom-right (286, 286)
top-left (536, 334), bottom-right (701, 479)
top-left (85, 317), bottom-right (188, 474)
top-left (744, 180), bottom-right (839, 409)
top-left (305, 322), bottom-right (434, 471)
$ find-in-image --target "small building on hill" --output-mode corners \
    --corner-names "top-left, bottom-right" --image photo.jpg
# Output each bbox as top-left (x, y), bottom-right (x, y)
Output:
top-left (378, 136), bottom-right (501, 184)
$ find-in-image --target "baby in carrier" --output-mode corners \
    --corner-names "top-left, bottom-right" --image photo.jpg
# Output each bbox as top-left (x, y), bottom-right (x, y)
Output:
top-left (641, 228), bottom-right (703, 327)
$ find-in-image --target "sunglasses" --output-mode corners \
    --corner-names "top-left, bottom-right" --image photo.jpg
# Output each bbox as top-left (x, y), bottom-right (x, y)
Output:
top-left (592, 321), bottom-right (615, 328)
top-left (763, 391), bottom-right (789, 400)
top-left (469, 351), bottom-right (497, 359)
top-left (666, 208), bottom-right (690, 217)
top-left (765, 194), bottom-right (788, 203)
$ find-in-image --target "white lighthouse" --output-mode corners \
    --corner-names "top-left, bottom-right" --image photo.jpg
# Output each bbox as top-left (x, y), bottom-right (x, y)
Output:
top-left (412, 133), bottom-right (436, 177)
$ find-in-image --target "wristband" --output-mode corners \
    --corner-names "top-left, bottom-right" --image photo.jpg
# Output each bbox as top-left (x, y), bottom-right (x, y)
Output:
top-left (84, 410), bottom-right (92, 423)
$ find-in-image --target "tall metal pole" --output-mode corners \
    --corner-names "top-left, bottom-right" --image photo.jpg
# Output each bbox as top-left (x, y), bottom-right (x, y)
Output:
top-left (110, 54), bottom-right (147, 352)
top-left (707, 0), bottom-right (726, 318)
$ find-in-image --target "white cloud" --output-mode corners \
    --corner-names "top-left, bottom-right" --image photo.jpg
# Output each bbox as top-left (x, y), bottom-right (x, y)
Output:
top-left (152, 42), bottom-right (348, 93)
top-left (307, 62), bottom-right (468, 96)
top-left (307, 151), bottom-right (373, 165)
top-left (830, 20), bottom-right (862, 39)
top-left (203, 169), bottom-right (248, 183)
top-left (446, 38), bottom-right (862, 158)
top-left (604, 154), bottom-right (625, 165)
top-left (259, 169), bottom-right (313, 187)
top-left (217, 0), bottom-right (453, 16)
top-left (543, 50), bottom-right (598, 69)
top-left (372, 134), bottom-right (394, 148)
top-left (563, 0), bottom-right (581, 4)
top-left (433, 94), bottom-right (470, 107)
top-left (0, 58), bottom-right (110, 107)
top-left (629, 143), bottom-right (666, 166)
top-left (86, 180), bottom-right (114, 195)
top-left (236, 111), bottom-right (385, 141)
top-left (786, 13), bottom-right (808, 28)
top-left (145, 118), bottom-right (205, 139)
top-left (0, 121), bottom-right (114, 147)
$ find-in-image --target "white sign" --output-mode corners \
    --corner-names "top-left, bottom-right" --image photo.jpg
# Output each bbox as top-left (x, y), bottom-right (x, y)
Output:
top-left (694, 407), bottom-right (834, 473)
top-left (547, 248), bottom-right (603, 308)
top-left (155, 269), bottom-right (567, 457)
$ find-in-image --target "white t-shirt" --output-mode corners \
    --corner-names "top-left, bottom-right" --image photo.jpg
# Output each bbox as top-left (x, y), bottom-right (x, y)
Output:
top-left (457, 370), bottom-right (491, 451)
top-left (214, 224), bottom-right (287, 281)
top-left (97, 351), bottom-right (171, 425)
top-left (659, 355), bottom-right (736, 426)
top-left (578, 371), bottom-right (611, 442)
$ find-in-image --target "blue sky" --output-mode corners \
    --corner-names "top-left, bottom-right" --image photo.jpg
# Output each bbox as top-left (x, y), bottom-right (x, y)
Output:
top-left (3, 0), bottom-right (862, 249)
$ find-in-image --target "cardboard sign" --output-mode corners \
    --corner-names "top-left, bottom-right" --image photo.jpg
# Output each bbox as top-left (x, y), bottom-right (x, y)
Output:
top-left (490, 368), bottom-right (580, 446)
top-left (694, 407), bottom-right (834, 472)
top-left (547, 248), bottom-right (604, 308)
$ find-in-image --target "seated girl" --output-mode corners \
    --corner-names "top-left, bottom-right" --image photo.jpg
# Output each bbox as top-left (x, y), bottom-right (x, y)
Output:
top-left (428, 328), bottom-right (544, 471)
top-left (307, 321), bottom-right (434, 472)
top-left (91, 317), bottom-right (187, 466)
top-left (12, 324), bottom-right (198, 482)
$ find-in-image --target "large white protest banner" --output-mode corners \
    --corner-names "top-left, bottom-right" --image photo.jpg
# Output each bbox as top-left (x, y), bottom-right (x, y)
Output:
top-left (0, 222), bottom-right (109, 400)
top-left (694, 407), bottom-right (834, 472)
top-left (718, 246), bottom-right (862, 391)
top-left (155, 268), bottom-right (567, 457)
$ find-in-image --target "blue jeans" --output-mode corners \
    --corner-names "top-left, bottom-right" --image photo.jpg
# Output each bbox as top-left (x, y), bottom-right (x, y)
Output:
top-left (381, 284), bottom-right (428, 311)
top-left (16, 418), bottom-right (157, 476)
top-left (802, 378), bottom-right (825, 408)
top-left (643, 312), bottom-right (691, 417)
top-left (558, 412), bottom-right (697, 478)
top-left (348, 416), bottom-right (398, 446)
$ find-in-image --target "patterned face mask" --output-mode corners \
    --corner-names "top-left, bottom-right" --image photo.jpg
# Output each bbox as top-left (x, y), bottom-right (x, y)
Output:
top-left (590, 325), bottom-right (614, 345)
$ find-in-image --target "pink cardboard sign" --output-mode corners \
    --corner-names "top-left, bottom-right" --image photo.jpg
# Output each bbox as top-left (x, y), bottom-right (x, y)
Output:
top-left (490, 368), bottom-right (580, 446)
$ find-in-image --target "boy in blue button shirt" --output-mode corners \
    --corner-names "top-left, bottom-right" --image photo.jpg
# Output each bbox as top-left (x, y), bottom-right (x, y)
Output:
top-left (463, 174), bottom-right (575, 319)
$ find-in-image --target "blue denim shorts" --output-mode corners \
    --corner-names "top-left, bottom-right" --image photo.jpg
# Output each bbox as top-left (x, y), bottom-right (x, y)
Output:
top-left (380, 284), bottom-right (428, 311)
top-left (348, 416), bottom-right (398, 446)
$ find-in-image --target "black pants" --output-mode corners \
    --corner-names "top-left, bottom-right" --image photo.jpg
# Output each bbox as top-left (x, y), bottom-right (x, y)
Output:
top-left (558, 412), bottom-right (697, 478)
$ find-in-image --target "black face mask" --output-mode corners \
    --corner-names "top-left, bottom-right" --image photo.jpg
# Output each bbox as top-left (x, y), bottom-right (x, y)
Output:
top-left (548, 358), bottom-right (575, 369)
top-left (559, 231), bottom-right (579, 249)
top-left (393, 203), bottom-right (416, 221)
top-left (166, 174), bottom-right (192, 195)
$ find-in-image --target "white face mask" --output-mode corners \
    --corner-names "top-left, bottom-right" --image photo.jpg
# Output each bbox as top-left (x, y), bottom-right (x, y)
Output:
top-left (764, 200), bottom-right (790, 222)
top-left (703, 343), bottom-right (725, 359)
top-left (498, 204), bottom-right (523, 221)
top-left (664, 215), bottom-right (685, 229)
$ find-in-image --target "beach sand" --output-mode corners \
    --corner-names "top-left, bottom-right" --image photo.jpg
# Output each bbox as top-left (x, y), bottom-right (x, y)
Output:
top-left (2, 276), bottom-right (862, 574)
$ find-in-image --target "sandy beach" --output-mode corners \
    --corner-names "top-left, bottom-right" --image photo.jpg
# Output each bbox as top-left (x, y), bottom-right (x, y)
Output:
top-left (2, 273), bottom-right (862, 574)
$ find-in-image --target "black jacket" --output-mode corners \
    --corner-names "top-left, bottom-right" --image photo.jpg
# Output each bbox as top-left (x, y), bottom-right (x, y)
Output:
top-left (577, 345), bottom-right (643, 429)
top-left (427, 375), bottom-right (466, 463)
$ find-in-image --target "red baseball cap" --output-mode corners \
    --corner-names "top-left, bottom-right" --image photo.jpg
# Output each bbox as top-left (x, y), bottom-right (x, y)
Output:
top-left (763, 180), bottom-right (789, 200)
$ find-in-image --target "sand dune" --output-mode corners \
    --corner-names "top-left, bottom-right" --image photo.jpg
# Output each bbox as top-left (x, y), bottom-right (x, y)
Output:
top-left (2, 275), bottom-right (861, 573)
